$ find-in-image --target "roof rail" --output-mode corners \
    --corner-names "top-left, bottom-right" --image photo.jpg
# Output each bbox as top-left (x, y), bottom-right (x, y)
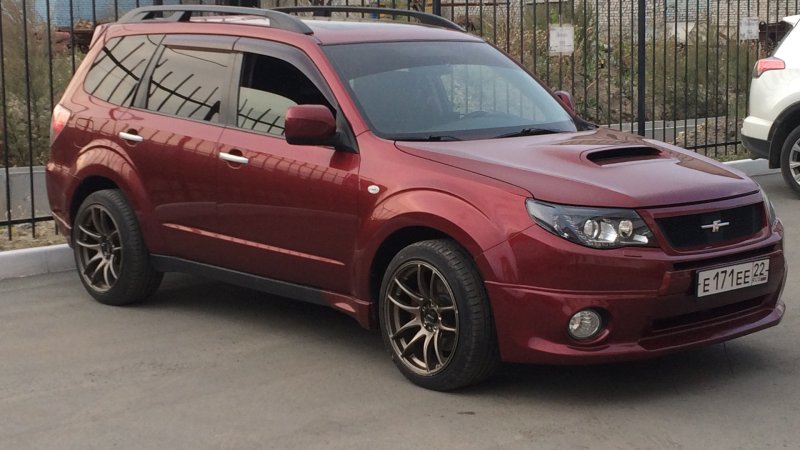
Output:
top-left (273, 6), bottom-right (465, 32)
top-left (117, 5), bottom-right (314, 35)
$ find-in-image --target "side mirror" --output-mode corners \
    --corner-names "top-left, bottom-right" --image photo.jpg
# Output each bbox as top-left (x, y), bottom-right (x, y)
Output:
top-left (554, 90), bottom-right (575, 113)
top-left (285, 105), bottom-right (337, 146)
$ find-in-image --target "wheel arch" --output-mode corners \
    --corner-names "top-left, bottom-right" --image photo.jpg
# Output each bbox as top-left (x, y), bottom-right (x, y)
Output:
top-left (367, 226), bottom-right (452, 323)
top-left (360, 218), bottom-right (513, 330)
top-left (69, 176), bottom-right (119, 228)
top-left (356, 189), bottom-right (529, 318)
top-left (768, 101), bottom-right (800, 168)
top-left (69, 146), bottom-right (163, 252)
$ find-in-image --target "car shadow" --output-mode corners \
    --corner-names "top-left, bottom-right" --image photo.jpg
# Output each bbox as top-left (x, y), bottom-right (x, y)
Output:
top-left (138, 273), bottom-right (383, 355)
top-left (143, 274), bottom-right (776, 402)
top-left (468, 341), bottom-right (771, 402)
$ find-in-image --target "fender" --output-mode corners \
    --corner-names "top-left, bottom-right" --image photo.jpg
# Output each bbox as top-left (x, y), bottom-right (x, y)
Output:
top-left (352, 187), bottom-right (531, 302)
top-left (69, 141), bottom-right (166, 253)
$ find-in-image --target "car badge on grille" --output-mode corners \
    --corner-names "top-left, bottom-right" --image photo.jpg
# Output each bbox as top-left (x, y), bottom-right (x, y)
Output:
top-left (701, 219), bottom-right (730, 233)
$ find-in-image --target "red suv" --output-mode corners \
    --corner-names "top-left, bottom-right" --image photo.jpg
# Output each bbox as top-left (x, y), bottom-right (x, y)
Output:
top-left (47, 5), bottom-right (786, 390)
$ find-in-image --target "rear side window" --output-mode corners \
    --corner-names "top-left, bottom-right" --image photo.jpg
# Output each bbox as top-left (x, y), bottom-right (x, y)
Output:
top-left (146, 47), bottom-right (233, 123)
top-left (84, 35), bottom-right (160, 106)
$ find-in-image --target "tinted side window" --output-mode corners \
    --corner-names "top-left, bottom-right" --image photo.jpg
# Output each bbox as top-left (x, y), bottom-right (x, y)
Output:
top-left (237, 53), bottom-right (331, 137)
top-left (84, 35), bottom-right (160, 106)
top-left (147, 47), bottom-right (233, 123)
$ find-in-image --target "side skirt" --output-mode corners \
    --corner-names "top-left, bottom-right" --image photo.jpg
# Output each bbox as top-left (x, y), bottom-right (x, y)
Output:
top-left (150, 255), bottom-right (372, 328)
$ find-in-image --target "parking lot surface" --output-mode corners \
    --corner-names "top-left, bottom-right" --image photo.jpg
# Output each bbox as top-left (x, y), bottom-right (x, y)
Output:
top-left (1, 173), bottom-right (797, 450)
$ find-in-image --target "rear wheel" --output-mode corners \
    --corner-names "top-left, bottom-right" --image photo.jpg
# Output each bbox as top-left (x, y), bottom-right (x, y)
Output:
top-left (379, 239), bottom-right (498, 391)
top-left (73, 190), bottom-right (162, 305)
top-left (780, 125), bottom-right (800, 196)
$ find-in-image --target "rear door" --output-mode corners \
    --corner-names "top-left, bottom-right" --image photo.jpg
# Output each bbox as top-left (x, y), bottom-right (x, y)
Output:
top-left (123, 35), bottom-right (236, 262)
top-left (65, 34), bottom-right (161, 223)
top-left (214, 39), bottom-right (360, 293)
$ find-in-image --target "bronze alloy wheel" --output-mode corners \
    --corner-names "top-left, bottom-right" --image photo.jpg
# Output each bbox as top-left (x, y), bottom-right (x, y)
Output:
top-left (384, 260), bottom-right (459, 376)
top-left (75, 204), bottom-right (123, 292)
top-left (379, 240), bottom-right (499, 390)
top-left (72, 190), bottom-right (162, 306)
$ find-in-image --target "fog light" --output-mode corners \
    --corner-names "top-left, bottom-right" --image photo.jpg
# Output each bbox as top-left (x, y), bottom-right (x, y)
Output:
top-left (568, 309), bottom-right (603, 340)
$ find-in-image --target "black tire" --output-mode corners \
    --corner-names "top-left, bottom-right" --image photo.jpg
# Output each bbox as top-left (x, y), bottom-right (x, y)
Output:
top-left (780, 125), bottom-right (800, 197)
top-left (72, 189), bottom-right (162, 305)
top-left (379, 239), bottom-right (499, 391)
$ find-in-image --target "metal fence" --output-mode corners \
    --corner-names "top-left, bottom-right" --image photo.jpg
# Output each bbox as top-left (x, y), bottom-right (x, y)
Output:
top-left (1, 0), bottom-right (798, 239)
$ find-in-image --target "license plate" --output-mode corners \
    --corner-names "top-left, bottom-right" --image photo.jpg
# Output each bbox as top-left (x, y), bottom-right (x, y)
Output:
top-left (696, 259), bottom-right (769, 298)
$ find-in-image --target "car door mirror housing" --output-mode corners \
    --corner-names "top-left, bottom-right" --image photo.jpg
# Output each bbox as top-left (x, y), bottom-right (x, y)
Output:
top-left (285, 105), bottom-right (338, 146)
top-left (554, 90), bottom-right (575, 113)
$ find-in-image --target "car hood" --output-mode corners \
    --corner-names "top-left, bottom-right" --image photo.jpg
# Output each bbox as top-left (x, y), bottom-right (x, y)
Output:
top-left (394, 128), bottom-right (759, 208)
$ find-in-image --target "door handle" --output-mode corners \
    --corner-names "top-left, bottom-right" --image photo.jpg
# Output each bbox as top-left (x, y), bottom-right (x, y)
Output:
top-left (219, 152), bottom-right (249, 165)
top-left (118, 131), bottom-right (143, 143)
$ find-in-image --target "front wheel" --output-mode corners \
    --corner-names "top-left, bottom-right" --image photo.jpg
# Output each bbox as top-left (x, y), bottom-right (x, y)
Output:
top-left (379, 239), bottom-right (499, 390)
top-left (73, 189), bottom-right (162, 305)
top-left (780, 125), bottom-right (800, 196)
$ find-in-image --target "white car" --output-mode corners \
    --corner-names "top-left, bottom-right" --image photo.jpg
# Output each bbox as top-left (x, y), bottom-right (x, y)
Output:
top-left (741, 14), bottom-right (800, 196)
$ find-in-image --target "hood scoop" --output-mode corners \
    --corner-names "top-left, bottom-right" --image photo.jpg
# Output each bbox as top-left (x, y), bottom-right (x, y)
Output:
top-left (586, 146), bottom-right (664, 166)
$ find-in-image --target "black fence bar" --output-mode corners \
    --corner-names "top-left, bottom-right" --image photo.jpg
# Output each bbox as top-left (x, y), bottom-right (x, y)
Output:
top-left (637, 0), bottom-right (646, 136)
top-left (22, 0), bottom-right (35, 238)
top-left (69, 0), bottom-right (75, 72)
top-left (1, 0), bottom-right (11, 239)
top-left (2, 0), bottom-right (800, 239)
top-left (45, 0), bottom-right (53, 109)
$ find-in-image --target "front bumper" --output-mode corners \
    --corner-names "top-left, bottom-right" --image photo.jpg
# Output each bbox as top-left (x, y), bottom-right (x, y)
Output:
top-left (478, 219), bottom-right (786, 365)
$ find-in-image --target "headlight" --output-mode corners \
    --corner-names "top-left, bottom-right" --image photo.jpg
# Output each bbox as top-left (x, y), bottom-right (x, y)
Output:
top-left (526, 199), bottom-right (655, 249)
top-left (761, 188), bottom-right (777, 226)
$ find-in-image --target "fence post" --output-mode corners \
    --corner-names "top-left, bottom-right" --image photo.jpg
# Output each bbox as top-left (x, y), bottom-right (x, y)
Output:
top-left (637, 0), bottom-right (646, 137)
top-left (431, 0), bottom-right (441, 16)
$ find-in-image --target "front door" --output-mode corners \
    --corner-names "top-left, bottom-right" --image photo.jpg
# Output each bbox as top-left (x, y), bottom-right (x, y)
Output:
top-left (214, 44), bottom-right (360, 294)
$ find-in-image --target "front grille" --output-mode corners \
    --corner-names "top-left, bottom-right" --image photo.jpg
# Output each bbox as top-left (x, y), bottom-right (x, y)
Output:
top-left (656, 203), bottom-right (764, 250)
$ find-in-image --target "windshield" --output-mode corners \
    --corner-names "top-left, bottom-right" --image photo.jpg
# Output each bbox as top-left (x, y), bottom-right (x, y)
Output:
top-left (323, 41), bottom-right (577, 141)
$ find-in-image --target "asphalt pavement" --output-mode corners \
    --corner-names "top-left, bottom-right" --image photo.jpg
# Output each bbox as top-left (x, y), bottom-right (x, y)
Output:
top-left (1, 172), bottom-right (797, 450)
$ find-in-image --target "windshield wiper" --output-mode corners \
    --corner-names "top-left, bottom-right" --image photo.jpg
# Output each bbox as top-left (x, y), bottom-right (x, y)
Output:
top-left (494, 128), bottom-right (561, 139)
top-left (397, 135), bottom-right (462, 142)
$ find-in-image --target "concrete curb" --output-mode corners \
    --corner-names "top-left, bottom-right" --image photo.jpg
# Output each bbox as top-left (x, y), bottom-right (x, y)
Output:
top-left (0, 244), bottom-right (74, 280)
top-left (0, 158), bottom-right (780, 281)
